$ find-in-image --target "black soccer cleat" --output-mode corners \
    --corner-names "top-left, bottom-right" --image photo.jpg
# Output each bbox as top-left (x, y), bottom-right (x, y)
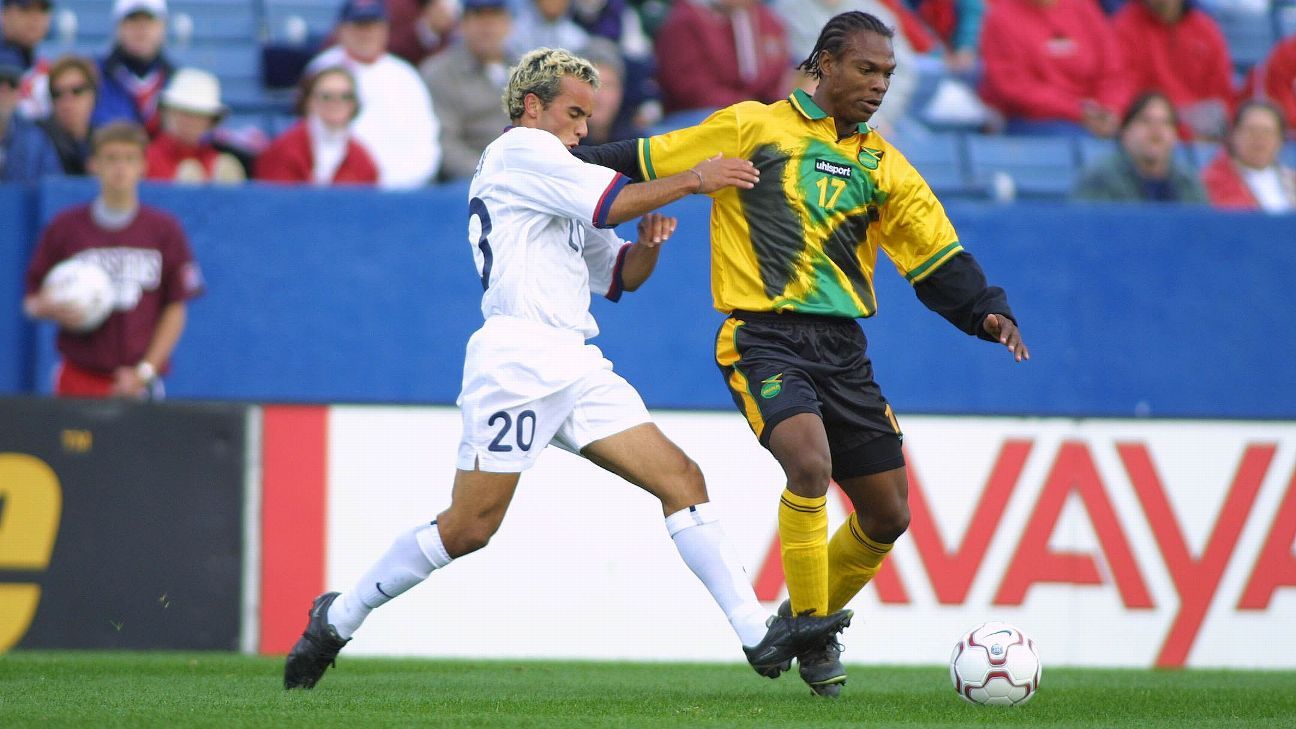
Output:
top-left (283, 591), bottom-right (350, 689)
top-left (743, 607), bottom-right (853, 679)
top-left (779, 599), bottom-right (848, 697)
top-left (797, 638), bottom-right (846, 697)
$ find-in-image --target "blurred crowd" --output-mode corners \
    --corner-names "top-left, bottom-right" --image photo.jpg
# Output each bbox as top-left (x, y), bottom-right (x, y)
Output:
top-left (2, 0), bottom-right (1295, 210)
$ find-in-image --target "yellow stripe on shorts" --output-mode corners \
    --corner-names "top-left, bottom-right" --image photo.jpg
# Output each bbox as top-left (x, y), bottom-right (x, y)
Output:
top-left (884, 404), bottom-right (901, 434)
top-left (715, 318), bottom-right (765, 436)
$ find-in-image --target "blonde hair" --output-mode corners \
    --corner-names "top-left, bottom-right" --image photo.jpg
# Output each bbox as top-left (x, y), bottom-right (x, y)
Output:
top-left (502, 47), bottom-right (599, 121)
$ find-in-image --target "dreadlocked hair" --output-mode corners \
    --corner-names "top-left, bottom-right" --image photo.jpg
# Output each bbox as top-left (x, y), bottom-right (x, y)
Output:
top-left (798, 12), bottom-right (894, 80)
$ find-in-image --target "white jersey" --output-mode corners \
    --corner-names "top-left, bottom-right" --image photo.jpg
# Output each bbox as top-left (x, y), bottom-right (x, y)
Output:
top-left (467, 126), bottom-right (631, 340)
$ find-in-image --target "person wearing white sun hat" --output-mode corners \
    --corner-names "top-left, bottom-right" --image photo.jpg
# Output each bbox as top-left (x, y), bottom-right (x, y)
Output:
top-left (145, 67), bottom-right (245, 183)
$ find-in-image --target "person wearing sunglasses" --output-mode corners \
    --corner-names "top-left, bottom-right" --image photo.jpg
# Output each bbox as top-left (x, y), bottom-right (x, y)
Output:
top-left (35, 54), bottom-right (97, 174)
top-left (255, 66), bottom-right (378, 185)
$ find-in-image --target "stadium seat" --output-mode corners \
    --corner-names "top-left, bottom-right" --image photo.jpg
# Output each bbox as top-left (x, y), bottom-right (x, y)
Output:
top-left (54, 3), bottom-right (114, 43)
top-left (1283, 142), bottom-right (1296, 168)
top-left (888, 128), bottom-right (975, 199)
top-left (224, 111), bottom-right (268, 134)
top-left (1214, 9), bottom-right (1277, 73)
top-left (172, 38), bottom-right (292, 113)
top-left (965, 134), bottom-right (1076, 200)
top-left (1074, 136), bottom-right (1117, 171)
top-left (1173, 143), bottom-right (1203, 171)
top-left (38, 38), bottom-right (110, 61)
top-left (173, 42), bottom-right (261, 78)
top-left (266, 111), bottom-right (300, 136)
top-left (1276, 3), bottom-right (1296, 38)
top-left (46, 0), bottom-right (260, 46)
top-left (170, 0), bottom-right (261, 44)
top-left (1189, 141), bottom-right (1224, 170)
top-left (263, 0), bottom-right (341, 44)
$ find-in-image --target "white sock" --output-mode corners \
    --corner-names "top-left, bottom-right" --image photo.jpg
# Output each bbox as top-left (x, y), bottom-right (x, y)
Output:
top-left (327, 520), bottom-right (453, 639)
top-left (666, 503), bottom-right (770, 647)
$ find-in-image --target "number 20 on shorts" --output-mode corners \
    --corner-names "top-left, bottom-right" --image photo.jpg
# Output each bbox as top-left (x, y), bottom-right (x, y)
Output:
top-left (487, 410), bottom-right (537, 452)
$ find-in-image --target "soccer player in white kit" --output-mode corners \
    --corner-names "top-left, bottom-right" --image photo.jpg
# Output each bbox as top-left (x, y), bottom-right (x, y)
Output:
top-left (284, 48), bottom-right (853, 691)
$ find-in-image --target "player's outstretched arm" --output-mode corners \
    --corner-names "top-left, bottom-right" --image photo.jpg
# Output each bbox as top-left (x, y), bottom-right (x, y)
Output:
top-left (620, 214), bottom-right (676, 292)
top-left (913, 251), bottom-right (1029, 362)
top-left (605, 155), bottom-right (758, 226)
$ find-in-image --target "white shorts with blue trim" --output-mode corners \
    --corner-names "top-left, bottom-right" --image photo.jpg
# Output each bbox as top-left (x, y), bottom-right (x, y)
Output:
top-left (456, 316), bottom-right (651, 473)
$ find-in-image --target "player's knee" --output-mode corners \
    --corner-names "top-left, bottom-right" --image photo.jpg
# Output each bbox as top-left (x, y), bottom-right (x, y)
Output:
top-left (865, 504), bottom-right (910, 544)
top-left (657, 456), bottom-right (708, 511)
top-left (679, 456), bottom-right (706, 496)
top-left (781, 451), bottom-right (833, 497)
top-left (440, 521), bottom-right (498, 557)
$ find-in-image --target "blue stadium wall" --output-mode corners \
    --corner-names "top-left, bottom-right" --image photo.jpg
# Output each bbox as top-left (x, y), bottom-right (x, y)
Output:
top-left (1, 178), bottom-right (1292, 418)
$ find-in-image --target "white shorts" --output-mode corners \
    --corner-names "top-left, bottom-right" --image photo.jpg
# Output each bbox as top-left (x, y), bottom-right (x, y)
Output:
top-left (456, 317), bottom-right (652, 472)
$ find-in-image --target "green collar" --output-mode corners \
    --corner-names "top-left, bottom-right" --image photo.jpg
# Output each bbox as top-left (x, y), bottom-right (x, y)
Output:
top-left (788, 88), bottom-right (872, 135)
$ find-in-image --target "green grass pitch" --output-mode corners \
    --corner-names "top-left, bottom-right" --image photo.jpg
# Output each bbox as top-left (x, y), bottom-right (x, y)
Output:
top-left (1, 652), bottom-right (1292, 728)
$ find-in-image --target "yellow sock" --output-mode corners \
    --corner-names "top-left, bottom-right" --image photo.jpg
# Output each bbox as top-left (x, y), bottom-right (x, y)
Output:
top-left (778, 489), bottom-right (829, 616)
top-left (827, 512), bottom-right (894, 612)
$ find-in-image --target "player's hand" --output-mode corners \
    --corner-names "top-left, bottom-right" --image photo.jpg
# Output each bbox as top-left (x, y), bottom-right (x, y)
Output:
top-left (982, 314), bottom-right (1030, 362)
top-left (33, 292), bottom-right (88, 330)
top-left (111, 366), bottom-right (149, 399)
top-left (690, 154), bottom-right (759, 193)
top-left (636, 213), bottom-right (677, 248)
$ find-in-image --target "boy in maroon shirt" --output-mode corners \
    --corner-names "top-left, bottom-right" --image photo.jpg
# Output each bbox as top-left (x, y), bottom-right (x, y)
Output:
top-left (23, 121), bottom-right (204, 398)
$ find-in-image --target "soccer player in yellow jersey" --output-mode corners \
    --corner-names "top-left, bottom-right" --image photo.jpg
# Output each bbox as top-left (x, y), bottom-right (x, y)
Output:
top-left (574, 11), bottom-right (1029, 697)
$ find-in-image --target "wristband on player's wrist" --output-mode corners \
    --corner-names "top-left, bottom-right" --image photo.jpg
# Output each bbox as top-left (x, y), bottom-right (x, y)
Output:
top-left (686, 168), bottom-right (704, 194)
top-left (135, 361), bottom-right (157, 383)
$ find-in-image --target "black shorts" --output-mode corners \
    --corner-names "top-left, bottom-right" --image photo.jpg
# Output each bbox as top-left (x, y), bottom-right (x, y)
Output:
top-left (714, 310), bottom-right (904, 481)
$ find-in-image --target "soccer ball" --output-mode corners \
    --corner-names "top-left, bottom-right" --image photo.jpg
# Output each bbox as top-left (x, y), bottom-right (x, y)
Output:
top-left (949, 621), bottom-right (1041, 706)
top-left (42, 258), bottom-right (115, 333)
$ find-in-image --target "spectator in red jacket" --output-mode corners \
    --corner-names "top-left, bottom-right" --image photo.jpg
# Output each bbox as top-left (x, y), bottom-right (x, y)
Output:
top-left (1202, 100), bottom-right (1296, 213)
top-left (1241, 35), bottom-right (1296, 139)
top-left (1113, 0), bottom-right (1234, 140)
top-left (256, 66), bottom-right (378, 185)
top-left (146, 67), bottom-right (244, 183)
top-left (654, 0), bottom-right (791, 113)
top-left (979, 0), bottom-right (1133, 136)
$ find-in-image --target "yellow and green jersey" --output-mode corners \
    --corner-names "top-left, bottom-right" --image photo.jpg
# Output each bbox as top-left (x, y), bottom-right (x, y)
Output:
top-left (637, 88), bottom-right (963, 318)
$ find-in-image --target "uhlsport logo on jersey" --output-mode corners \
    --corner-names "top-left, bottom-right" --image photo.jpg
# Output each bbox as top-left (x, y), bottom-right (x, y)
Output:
top-left (814, 159), bottom-right (853, 179)
top-left (760, 374), bottom-right (783, 399)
